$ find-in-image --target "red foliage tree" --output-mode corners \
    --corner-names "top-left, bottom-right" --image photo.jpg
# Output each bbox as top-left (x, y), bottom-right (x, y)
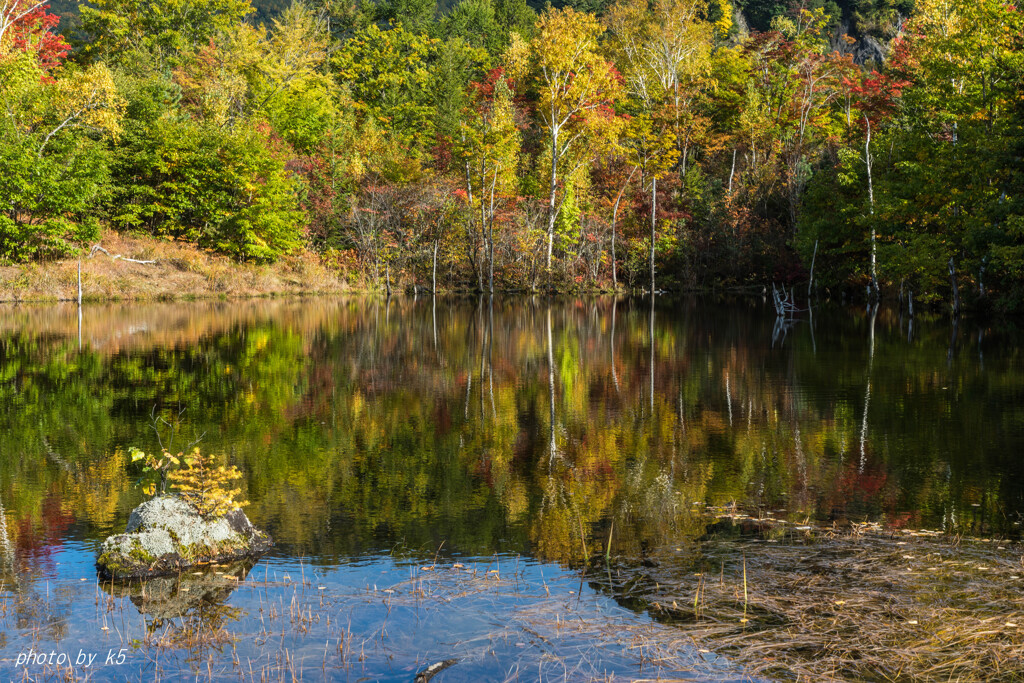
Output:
top-left (1, 1), bottom-right (69, 72)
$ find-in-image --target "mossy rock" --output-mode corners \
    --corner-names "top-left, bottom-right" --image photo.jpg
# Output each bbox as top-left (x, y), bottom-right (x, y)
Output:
top-left (97, 495), bottom-right (272, 580)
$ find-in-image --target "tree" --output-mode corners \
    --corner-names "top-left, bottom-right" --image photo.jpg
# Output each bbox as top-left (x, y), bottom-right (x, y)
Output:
top-left (332, 22), bottom-right (439, 149)
top-left (621, 115), bottom-right (678, 292)
top-left (532, 6), bottom-right (623, 275)
top-left (108, 119), bottom-right (303, 262)
top-left (158, 0), bottom-right (334, 134)
top-left (0, 54), bottom-right (121, 260)
top-left (456, 69), bottom-right (520, 292)
top-left (78, 0), bottom-right (252, 64)
top-left (603, 0), bottom-right (713, 147)
top-left (0, 0), bottom-right (69, 71)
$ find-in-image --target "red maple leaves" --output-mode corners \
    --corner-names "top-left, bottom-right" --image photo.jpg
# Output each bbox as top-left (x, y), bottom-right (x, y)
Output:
top-left (3, 1), bottom-right (69, 72)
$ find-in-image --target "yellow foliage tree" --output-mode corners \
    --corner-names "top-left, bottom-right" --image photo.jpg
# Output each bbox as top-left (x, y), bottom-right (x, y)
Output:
top-left (532, 6), bottom-right (623, 272)
top-left (167, 448), bottom-right (248, 518)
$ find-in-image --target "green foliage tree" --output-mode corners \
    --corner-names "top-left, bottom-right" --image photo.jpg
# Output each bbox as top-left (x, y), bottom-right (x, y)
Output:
top-left (108, 118), bottom-right (303, 262)
top-left (332, 22), bottom-right (439, 149)
top-left (0, 53), bottom-right (120, 261)
top-left (78, 0), bottom-right (253, 64)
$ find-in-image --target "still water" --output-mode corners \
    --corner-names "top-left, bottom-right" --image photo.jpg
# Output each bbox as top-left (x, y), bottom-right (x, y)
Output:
top-left (0, 297), bottom-right (1020, 680)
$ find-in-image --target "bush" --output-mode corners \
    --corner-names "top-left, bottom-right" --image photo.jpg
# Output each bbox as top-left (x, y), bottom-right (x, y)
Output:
top-left (109, 118), bottom-right (304, 263)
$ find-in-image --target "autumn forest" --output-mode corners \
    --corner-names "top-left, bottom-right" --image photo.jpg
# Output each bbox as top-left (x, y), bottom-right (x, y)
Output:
top-left (1, 0), bottom-right (1022, 310)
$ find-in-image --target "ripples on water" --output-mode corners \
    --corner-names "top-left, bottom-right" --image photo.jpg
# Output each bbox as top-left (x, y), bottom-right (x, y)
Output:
top-left (0, 297), bottom-right (1020, 680)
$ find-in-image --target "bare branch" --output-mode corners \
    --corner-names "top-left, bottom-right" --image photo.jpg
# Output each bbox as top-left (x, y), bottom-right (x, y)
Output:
top-left (89, 244), bottom-right (156, 264)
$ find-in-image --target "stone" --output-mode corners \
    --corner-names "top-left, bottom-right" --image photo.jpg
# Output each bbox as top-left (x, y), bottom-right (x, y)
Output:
top-left (96, 495), bottom-right (272, 580)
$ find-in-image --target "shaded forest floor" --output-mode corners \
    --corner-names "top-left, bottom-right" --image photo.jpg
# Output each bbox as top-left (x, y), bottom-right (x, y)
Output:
top-left (0, 232), bottom-right (350, 302)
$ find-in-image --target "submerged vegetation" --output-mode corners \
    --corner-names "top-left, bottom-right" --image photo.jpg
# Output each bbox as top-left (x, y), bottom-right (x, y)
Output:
top-left (602, 517), bottom-right (1024, 681)
top-left (2, 0), bottom-right (1024, 308)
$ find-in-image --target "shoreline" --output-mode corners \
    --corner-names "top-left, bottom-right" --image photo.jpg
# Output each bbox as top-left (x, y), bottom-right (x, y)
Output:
top-left (0, 233), bottom-right (350, 304)
top-left (0, 235), bottom-right (761, 304)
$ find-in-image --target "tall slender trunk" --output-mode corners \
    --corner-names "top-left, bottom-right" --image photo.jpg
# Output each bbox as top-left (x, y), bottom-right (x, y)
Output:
top-left (728, 148), bottom-right (737, 196)
top-left (865, 116), bottom-right (878, 300)
top-left (546, 128), bottom-right (559, 274)
top-left (610, 201), bottom-right (619, 290)
top-left (979, 256), bottom-right (987, 298)
top-left (650, 176), bottom-right (657, 294)
top-left (463, 153), bottom-right (479, 289)
top-left (478, 159), bottom-right (487, 293)
top-left (431, 240), bottom-right (438, 293)
top-left (610, 169), bottom-right (635, 291)
top-left (488, 168), bottom-right (497, 295)
top-left (807, 239), bottom-right (818, 300)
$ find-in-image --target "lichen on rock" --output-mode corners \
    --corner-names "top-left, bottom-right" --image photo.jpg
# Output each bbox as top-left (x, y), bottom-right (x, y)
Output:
top-left (97, 495), bottom-right (272, 580)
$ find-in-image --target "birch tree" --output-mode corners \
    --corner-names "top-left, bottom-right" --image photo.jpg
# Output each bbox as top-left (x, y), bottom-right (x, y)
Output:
top-left (532, 7), bottom-right (622, 274)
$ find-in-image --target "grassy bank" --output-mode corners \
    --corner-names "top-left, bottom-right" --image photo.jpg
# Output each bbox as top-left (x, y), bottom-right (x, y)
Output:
top-left (0, 232), bottom-right (349, 303)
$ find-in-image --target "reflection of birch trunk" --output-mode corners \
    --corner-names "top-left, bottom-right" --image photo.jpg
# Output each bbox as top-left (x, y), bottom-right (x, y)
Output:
top-left (679, 389), bottom-right (686, 435)
top-left (432, 295), bottom-right (437, 350)
top-left (488, 298), bottom-right (495, 419)
top-left (0, 496), bottom-right (14, 567)
top-left (610, 299), bottom-right (619, 393)
top-left (548, 308), bottom-right (557, 463)
top-left (725, 371), bottom-right (733, 426)
top-left (947, 316), bottom-right (959, 367)
top-left (860, 305), bottom-right (877, 473)
top-left (464, 311), bottom-right (473, 420)
top-left (478, 298), bottom-right (485, 417)
top-left (649, 294), bottom-right (655, 413)
top-left (42, 435), bottom-right (74, 475)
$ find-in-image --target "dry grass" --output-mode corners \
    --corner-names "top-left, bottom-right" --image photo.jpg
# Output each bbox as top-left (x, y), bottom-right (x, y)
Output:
top-left (591, 515), bottom-right (1024, 681)
top-left (0, 232), bottom-right (350, 302)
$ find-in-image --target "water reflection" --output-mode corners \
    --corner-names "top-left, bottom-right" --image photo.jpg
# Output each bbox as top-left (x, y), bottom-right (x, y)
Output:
top-left (102, 562), bottom-right (252, 629)
top-left (0, 296), bottom-right (1022, 575)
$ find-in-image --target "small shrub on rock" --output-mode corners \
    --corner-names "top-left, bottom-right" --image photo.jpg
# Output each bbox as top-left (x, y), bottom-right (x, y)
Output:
top-left (167, 448), bottom-right (247, 518)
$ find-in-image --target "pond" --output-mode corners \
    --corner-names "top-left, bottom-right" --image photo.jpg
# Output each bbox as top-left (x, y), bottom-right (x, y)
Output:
top-left (0, 296), bottom-right (1022, 681)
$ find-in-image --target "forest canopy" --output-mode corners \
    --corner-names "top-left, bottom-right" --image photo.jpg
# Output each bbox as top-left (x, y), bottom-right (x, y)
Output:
top-left (2, 0), bottom-right (1023, 310)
